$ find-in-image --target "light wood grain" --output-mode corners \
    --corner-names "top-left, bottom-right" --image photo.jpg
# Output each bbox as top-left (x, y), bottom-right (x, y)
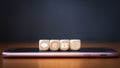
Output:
top-left (0, 42), bottom-right (120, 68)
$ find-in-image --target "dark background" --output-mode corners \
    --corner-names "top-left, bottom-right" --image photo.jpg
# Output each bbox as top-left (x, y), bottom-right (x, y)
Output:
top-left (1, 0), bottom-right (120, 42)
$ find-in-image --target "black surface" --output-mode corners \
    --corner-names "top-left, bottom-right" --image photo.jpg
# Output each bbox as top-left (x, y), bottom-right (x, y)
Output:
top-left (1, 0), bottom-right (120, 42)
top-left (4, 48), bottom-right (118, 52)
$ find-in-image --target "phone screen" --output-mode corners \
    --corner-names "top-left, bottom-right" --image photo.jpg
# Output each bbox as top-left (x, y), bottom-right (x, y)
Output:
top-left (4, 48), bottom-right (118, 52)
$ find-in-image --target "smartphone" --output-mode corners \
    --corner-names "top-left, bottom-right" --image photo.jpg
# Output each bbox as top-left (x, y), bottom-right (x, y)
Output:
top-left (2, 48), bottom-right (119, 58)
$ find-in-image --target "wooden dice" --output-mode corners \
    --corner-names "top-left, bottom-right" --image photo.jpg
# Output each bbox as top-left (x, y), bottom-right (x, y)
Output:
top-left (60, 40), bottom-right (70, 51)
top-left (39, 40), bottom-right (50, 51)
top-left (50, 40), bottom-right (60, 51)
top-left (70, 39), bottom-right (81, 50)
top-left (39, 39), bottom-right (81, 51)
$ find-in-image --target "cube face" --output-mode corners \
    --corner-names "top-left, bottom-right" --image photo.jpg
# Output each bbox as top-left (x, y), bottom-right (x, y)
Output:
top-left (60, 40), bottom-right (70, 51)
top-left (39, 40), bottom-right (50, 51)
top-left (70, 39), bottom-right (81, 50)
top-left (50, 40), bottom-right (60, 51)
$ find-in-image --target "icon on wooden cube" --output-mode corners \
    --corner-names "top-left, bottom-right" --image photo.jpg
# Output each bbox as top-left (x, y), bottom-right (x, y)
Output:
top-left (39, 40), bottom-right (50, 51)
top-left (70, 39), bottom-right (81, 50)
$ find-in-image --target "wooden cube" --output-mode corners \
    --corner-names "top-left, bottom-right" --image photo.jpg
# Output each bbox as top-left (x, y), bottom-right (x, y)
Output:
top-left (70, 39), bottom-right (81, 50)
top-left (50, 40), bottom-right (60, 51)
top-left (60, 39), bottom-right (70, 51)
top-left (39, 40), bottom-right (50, 51)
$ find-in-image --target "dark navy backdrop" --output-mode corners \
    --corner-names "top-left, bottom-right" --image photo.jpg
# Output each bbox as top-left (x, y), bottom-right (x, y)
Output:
top-left (1, 0), bottom-right (120, 42)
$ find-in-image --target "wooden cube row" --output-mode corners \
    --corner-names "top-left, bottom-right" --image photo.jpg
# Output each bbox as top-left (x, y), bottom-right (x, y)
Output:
top-left (39, 39), bottom-right (81, 51)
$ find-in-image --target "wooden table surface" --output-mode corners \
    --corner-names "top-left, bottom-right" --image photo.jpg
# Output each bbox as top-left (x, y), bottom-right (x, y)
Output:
top-left (0, 42), bottom-right (120, 68)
